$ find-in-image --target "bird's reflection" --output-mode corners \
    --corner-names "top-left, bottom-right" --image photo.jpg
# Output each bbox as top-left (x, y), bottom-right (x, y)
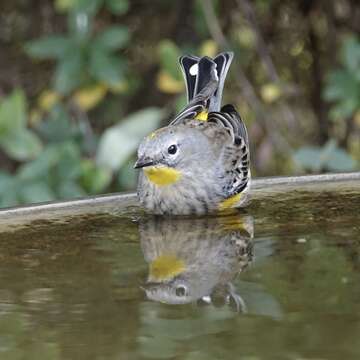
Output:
top-left (139, 215), bottom-right (254, 311)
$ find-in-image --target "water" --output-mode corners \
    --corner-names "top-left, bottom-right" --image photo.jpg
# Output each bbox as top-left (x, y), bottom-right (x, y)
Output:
top-left (0, 178), bottom-right (359, 359)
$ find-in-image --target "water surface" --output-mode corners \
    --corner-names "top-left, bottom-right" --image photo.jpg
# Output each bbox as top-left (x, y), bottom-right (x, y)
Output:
top-left (0, 178), bottom-right (359, 359)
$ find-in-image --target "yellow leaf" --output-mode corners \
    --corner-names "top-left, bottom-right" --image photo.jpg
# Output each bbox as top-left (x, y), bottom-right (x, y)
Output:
top-left (354, 110), bottom-right (360, 127)
top-left (107, 81), bottom-right (128, 94)
top-left (73, 84), bottom-right (107, 111)
top-left (29, 109), bottom-right (42, 126)
top-left (260, 83), bottom-right (282, 103)
top-left (290, 41), bottom-right (304, 57)
top-left (156, 70), bottom-right (184, 94)
top-left (200, 40), bottom-right (218, 58)
top-left (55, 0), bottom-right (76, 12)
top-left (237, 27), bottom-right (256, 48)
top-left (38, 90), bottom-right (60, 111)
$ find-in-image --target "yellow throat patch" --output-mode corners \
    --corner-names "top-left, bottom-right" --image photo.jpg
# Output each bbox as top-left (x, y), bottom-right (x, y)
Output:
top-left (144, 166), bottom-right (181, 186)
top-left (149, 255), bottom-right (185, 281)
top-left (195, 111), bottom-right (208, 121)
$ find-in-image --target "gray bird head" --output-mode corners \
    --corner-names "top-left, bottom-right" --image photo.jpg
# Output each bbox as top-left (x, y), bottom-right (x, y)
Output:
top-left (144, 276), bottom-right (214, 305)
top-left (134, 124), bottom-right (215, 173)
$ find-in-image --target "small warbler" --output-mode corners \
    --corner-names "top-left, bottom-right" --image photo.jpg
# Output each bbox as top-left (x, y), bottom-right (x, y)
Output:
top-left (135, 52), bottom-right (251, 215)
top-left (140, 215), bottom-right (254, 307)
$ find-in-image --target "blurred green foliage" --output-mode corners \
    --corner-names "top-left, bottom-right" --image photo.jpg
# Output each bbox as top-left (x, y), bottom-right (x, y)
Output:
top-left (324, 36), bottom-right (360, 121)
top-left (25, 1), bottom-right (129, 93)
top-left (0, 90), bottom-right (42, 161)
top-left (0, 0), bottom-right (359, 208)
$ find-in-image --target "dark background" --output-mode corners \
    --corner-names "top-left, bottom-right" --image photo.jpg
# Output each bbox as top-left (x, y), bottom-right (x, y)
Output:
top-left (0, 0), bottom-right (359, 207)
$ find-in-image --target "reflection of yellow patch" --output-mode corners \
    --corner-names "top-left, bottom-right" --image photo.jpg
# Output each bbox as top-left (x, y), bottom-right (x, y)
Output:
top-left (219, 193), bottom-right (242, 211)
top-left (195, 111), bottom-right (208, 121)
top-left (149, 255), bottom-right (185, 281)
top-left (220, 216), bottom-right (247, 231)
top-left (144, 166), bottom-right (181, 186)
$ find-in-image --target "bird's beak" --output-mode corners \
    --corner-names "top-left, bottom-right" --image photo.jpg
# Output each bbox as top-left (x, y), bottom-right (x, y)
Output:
top-left (134, 157), bottom-right (155, 169)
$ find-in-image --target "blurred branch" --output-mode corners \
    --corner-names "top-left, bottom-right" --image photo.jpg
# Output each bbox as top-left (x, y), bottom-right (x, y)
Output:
top-left (236, 0), bottom-right (298, 129)
top-left (200, 0), bottom-right (292, 154)
top-left (308, 24), bottom-right (329, 144)
top-left (236, 0), bottom-right (278, 82)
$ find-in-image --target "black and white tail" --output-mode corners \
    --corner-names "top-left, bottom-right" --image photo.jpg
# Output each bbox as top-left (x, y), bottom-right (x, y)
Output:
top-left (171, 52), bottom-right (234, 125)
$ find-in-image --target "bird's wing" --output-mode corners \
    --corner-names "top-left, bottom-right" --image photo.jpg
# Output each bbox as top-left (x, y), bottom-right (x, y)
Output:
top-left (208, 105), bottom-right (250, 196)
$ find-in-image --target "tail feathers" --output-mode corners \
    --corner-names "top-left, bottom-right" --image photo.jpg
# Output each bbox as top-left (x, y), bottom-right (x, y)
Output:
top-left (211, 52), bottom-right (233, 112)
top-left (194, 56), bottom-right (218, 106)
top-left (171, 58), bottom-right (218, 125)
top-left (179, 55), bottom-right (199, 102)
top-left (179, 52), bottom-right (233, 112)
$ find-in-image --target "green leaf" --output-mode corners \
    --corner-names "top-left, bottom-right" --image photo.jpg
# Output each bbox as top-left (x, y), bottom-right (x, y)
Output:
top-left (25, 36), bottom-right (71, 59)
top-left (106, 0), bottom-right (129, 14)
top-left (293, 146), bottom-right (323, 172)
top-left (323, 65), bottom-right (360, 121)
top-left (0, 129), bottom-right (43, 161)
top-left (19, 181), bottom-right (56, 203)
top-left (329, 98), bottom-right (358, 121)
top-left (37, 105), bottom-right (76, 143)
top-left (57, 180), bottom-right (86, 199)
top-left (74, 0), bottom-right (103, 15)
top-left (323, 70), bottom-right (357, 102)
top-left (55, 0), bottom-right (78, 12)
top-left (67, 11), bottom-right (93, 40)
top-left (96, 107), bottom-right (165, 170)
top-left (158, 40), bottom-right (182, 80)
top-left (0, 89), bottom-right (26, 134)
top-left (56, 142), bottom-right (82, 180)
top-left (54, 52), bottom-right (84, 94)
top-left (294, 140), bottom-right (356, 172)
top-left (95, 26), bottom-right (129, 50)
top-left (89, 47), bottom-right (124, 85)
top-left (328, 149), bottom-right (356, 171)
top-left (0, 187), bottom-right (19, 208)
top-left (0, 171), bottom-right (13, 193)
top-left (17, 146), bottom-right (59, 181)
top-left (80, 160), bottom-right (112, 193)
top-left (0, 171), bottom-right (19, 207)
top-left (342, 36), bottom-right (360, 73)
top-left (322, 140), bottom-right (356, 171)
top-left (117, 158), bottom-right (137, 190)
top-left (0, 88), bottom-right (42, 161)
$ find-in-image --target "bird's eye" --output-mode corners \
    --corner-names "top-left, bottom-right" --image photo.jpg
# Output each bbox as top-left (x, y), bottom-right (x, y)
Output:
top-left (167, 144), bottom-right (178, 155)
top-left (175, 285), bottom-right (187, 297)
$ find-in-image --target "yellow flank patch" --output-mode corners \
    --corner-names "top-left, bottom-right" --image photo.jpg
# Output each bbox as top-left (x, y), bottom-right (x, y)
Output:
top-left (195, 111), bottom-right (208, 121)
top-left (144, 166), bottom-right (181, 186)
top-left (218, 193), bottom-right (242, 211)
top-left (149, 255), bottom-right (185, 281)
top-left (148, 131), bottom-right (157, 139)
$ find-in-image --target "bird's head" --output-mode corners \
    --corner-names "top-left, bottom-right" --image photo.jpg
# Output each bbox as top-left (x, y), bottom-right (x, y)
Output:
top-left (134, 125), bottom-right (213, 186)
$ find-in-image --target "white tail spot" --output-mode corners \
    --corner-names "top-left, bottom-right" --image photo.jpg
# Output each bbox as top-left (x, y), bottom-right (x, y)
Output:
top-left (189, 63), bottom-right (198, 76)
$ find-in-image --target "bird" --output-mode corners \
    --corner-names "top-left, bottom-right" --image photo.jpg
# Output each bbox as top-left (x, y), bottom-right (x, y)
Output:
top-left (139, 215), bottom-right (254, 309)
top-left (134, 52), bottom-right (251, 215)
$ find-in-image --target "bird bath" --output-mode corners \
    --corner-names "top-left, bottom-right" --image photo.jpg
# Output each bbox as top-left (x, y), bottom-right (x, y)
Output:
top-left (0, 172), bottom-right (359, 359)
